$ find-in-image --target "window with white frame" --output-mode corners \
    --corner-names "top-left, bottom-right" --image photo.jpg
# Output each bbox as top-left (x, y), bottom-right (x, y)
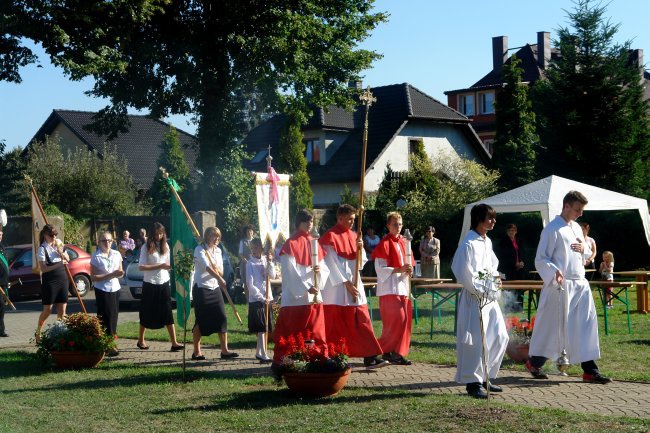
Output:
top-left (305, 139), bottom-right (320, 164)
top-left (458, 94), bottom-right (474, 116)
top-left (479, 92), bottom-right (495, 114)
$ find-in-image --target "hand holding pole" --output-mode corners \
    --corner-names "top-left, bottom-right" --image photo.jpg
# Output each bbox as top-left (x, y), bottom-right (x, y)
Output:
top-left (310, 229), bottom-right (320, 304)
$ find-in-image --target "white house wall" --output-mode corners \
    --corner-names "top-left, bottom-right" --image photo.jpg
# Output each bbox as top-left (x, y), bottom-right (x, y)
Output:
top-left (312, 183), bottom-right (359, 206)
top-left (364, 122), bottom-right (479, 191)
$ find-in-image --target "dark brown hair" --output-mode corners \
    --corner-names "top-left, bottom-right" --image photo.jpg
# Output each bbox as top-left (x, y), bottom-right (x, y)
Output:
top-left (470, 204), bottom-right (496, 230)
top-left (39, 224), bottom-right (58, 245)
top-left (337, 204), bottom-right (356, 217)
top-left (147, 222), bottom-right (169, 255)
top-left (563, 190), bottom-right (588, 206)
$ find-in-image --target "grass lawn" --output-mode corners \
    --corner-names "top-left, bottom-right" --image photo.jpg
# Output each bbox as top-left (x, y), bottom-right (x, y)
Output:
top-left (1, 286), bottom-right (648, 432)
top-left (0, 351), bottom-right (648, 433)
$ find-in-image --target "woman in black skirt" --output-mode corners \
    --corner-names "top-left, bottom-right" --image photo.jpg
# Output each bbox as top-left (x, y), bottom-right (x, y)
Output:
top-left (90, 231), bottom-right (124, 356)
top-left (35, 224), bottom-right (70, 342)
top-left (137, 223), bottom-right (183, 351)
top-left (191, 227), bottom-right (238, 360)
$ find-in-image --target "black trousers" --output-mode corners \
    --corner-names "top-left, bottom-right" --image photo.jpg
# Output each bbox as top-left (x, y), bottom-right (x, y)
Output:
top-left (529, 355), bottom-right (599, 375)
top-left (0, 296), bottom-right (5, 334)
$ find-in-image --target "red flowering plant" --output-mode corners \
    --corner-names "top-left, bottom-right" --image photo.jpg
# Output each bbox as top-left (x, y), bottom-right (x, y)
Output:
top-left (276, 331), bottom-right (349, 374)
top-left (505, 316), bottom-right (535, 345)
top-left (35, 313), bottom-right (116, 363)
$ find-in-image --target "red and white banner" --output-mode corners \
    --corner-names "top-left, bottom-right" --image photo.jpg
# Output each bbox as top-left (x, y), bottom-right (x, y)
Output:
top-left (255, 166), bottom-right (290, 250)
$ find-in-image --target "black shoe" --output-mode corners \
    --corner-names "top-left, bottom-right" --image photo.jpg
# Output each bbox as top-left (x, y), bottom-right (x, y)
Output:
top-left (483, 382), bottom-right (502, 392)
top-left (220, 352), bottom-right (239, 359)
top-left (256, 355), bottom-right (272, 364)
top-left (466, 383), bottom-right (488, 399)
top-left (391, 355), bottom-right (412, 366)
top-left (170, 345), bottom-right (184, 352)
top-left (364, 356), bottom-right (390, 369)
top-left (136, 342), bottom-right (149, 350)
top-left (106, 349), bottom-right (119, 357)
top-left (525, 360), bottom-right (549, 379)
top-left (583, 373), bottom-right (612, 384)
top-left (0, 333), bottom-right (8, 337)
top-left (381, 352), bottom-right (393, 362)
top-left (191, 353), bottom-right (206, 360)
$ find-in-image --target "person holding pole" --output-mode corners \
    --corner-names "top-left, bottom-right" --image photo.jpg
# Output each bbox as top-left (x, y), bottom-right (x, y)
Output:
top-left (35, 224), bottom-right (70, 342)
top-left (451, 204), bottom-right (508, 399)
top-left (272, 209), bottom-right (330, 366)
top-left (245, 238), bottom-right (275, 363)
top-left (90, 231), bottom-right (123, 356)
top-left (191, 226), bottom-right (238, 360)
top-left (320, 204), bottom-right (388, 369)
top-left (137, 222), bottom-right (183, 352)
top-left (527, 191), bottom-right (611, 384)
top-left (371, 211), bottom-right (415, 365)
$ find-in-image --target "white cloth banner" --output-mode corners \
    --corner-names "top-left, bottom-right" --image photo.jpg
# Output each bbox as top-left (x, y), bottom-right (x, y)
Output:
top-left (255, 171), bottom-right (290, 249)
top-left (31, 188), bottom-right (48, 272)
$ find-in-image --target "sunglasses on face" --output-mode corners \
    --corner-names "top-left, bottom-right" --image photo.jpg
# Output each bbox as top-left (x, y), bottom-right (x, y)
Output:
top-left (100, 239), bottom-right (113, 243)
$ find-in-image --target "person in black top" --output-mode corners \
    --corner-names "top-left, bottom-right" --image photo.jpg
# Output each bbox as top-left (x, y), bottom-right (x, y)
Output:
top-left (0, 226), bottom-right (10, 337)
top-left (497, 223), bottom-right (526, 311)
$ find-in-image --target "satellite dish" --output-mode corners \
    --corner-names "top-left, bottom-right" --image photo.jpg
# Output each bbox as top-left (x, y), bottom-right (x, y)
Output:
top-left (0, 209), bottom-right (6, 227)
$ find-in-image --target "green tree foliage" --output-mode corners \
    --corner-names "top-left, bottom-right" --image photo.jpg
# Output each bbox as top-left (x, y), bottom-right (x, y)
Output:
top-left (532, 0), bottom-right (650, 199)
top-left (26, 137), bottom-right (145, 217)
top-left (492, 56), bottom-right (539, 190)
top-left (277, 115), bottom-right (314, 218)
top-left (0, 142), bottom-right (29, 215)
top-left (375, 145), bottom-right (499, 241)
top-left (148, 126), bottom-right (190, 216)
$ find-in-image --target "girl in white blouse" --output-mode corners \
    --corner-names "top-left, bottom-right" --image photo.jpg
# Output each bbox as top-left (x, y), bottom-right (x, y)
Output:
top-left (137, 223), bottom-right (183, 352)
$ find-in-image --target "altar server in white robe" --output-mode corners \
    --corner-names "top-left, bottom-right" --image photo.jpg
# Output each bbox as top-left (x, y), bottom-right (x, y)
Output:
top-left (451, 204), bottom-right (508, 399)
top-left (527, 191), bottom-right (611, 384)
top-left (272, 209), bottom-right (330, 365)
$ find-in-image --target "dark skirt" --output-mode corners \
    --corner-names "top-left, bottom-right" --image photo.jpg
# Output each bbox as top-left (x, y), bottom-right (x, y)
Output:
top-left (41, 266), bottom-right (69, 305)
top-left (139, 281), bottom-right (174, 329)
top-left (192, 285), bottom-right (227, 336)
top-left (95, 289), bottom-right (119, 336)
top-left (248, 301), bottom-right (273, 333)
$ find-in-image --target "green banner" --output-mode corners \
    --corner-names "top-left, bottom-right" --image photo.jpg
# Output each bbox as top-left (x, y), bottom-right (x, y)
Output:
top-left (167, 177), bottom-right (196, 328)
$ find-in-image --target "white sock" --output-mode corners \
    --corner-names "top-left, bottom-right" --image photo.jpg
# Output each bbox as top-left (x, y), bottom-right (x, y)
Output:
top-left (256, 333), bottom-right (265, 358)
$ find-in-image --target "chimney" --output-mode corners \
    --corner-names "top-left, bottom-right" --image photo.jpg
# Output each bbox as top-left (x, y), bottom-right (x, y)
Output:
top-left (631, 49), bottom-right (644, 84)
top-left (492, 36), bottom-right (508, 70)
top-left (537, 31), bottom-right (551, 69)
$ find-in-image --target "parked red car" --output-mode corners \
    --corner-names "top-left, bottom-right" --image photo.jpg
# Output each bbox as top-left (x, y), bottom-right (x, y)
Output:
top-left (8, 244), bottom-right (92, 298)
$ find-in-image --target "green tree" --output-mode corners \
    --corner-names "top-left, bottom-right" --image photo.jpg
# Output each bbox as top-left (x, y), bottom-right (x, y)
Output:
top-left (532, 0), bottom-right (650, 198)
top-left (0, 142), bottom-right (29, 215)
top-left (26, 136), bottom-right (145, 217)
top-left (148, 126), bottom-right (190, 216)
top-left (492, 55), bottom-right (538, 190)
top-left (277, 115), bottom-right (313, 218)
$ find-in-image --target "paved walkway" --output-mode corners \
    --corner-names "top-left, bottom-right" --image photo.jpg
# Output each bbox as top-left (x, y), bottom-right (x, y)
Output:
top-left (2, 298), bottom-right (649, 419)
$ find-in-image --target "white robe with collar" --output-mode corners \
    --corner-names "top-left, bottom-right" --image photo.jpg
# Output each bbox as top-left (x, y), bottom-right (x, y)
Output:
top-left (530, 215), bottom-right (600, 364)
top-left (279, 254), bottom-right (330, 307)
top-left (321, 245), bottom-right (368, 306)
top-left (451, 230), bottom-right (509, 384)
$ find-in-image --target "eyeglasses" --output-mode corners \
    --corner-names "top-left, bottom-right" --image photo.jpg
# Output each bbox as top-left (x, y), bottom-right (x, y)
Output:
top-left (100, 239), bottom-right (113, 243)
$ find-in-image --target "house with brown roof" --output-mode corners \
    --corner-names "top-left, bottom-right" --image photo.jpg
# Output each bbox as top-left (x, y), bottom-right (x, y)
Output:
top-left (445, 31), bottom-right (648, 151)
top-left (243, 83), bottom-right (491, 206)
top-left (26, 109), bottom-right (198, 191)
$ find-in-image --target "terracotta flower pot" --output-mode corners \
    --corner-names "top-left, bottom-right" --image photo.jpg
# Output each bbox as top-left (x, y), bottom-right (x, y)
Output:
top-left (283, 368), bottom-right (351, 398)
top-left (50, 351), bottom-right (105, 369)
top-left (505, 342), bottom-right (529, 363)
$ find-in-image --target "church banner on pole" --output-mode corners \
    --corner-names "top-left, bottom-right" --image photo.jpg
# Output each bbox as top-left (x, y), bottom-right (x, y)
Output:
top-left (254, 166), bottom-right (290, 249)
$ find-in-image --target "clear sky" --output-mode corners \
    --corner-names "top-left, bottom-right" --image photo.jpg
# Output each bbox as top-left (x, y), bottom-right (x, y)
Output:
top-left (1, 0), bottom-right (648, 150)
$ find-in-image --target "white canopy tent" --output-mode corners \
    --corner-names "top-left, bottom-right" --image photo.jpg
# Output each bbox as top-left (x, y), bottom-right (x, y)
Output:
top-left (459, 175), bottom-right (650, 246)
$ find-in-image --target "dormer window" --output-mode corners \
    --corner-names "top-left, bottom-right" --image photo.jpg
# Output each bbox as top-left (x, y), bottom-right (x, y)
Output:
top-left (458, 94), bottom-right (474, 116)
top-left (305, 139), bottom-right (320, 164)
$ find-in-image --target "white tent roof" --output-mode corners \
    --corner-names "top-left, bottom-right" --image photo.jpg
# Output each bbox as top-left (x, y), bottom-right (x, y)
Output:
top-left (460, 175), bottom-right (650, 245)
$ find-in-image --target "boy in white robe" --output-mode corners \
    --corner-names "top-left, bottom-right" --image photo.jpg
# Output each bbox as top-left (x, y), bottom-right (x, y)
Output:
top-left (527, 190), bottom-right (611, 384)
top-left (452, 204), bottom-right (509, 399)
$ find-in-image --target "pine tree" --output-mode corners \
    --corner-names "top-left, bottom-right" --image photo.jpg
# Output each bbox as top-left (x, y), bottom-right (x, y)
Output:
top-left (492, 55), bottom-right (539, 190)
top-left (277, 114), bottom-right (313, 219)
top-left (533, 0), bottom-right (649, 198)
top-left (148, 126), bottom-right (190, 216)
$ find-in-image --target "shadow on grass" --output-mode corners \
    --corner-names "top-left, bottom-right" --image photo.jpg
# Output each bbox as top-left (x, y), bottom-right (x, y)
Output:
top-left (151, 386), bottom-right (434, 414)
top-left (410, 340), bottom-right (456, 350)
top-left (626, 339), bottom-right (650, 346)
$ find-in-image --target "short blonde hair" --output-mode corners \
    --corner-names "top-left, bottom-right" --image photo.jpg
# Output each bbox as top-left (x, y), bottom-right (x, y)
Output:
top-left (602, 251), bottom-right (614, 261)
top-left (386, 211), bottom-right (402, 224)
top-left (203, 226), bottom-right (222, 244)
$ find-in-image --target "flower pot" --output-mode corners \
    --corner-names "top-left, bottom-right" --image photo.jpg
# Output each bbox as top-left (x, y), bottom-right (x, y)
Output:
top-left (283, 368), bottom-right (351, 398)
top-left (50, 351), bottom-right (105, 369)
top-left (505, 342), bottom-right (529, 363)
